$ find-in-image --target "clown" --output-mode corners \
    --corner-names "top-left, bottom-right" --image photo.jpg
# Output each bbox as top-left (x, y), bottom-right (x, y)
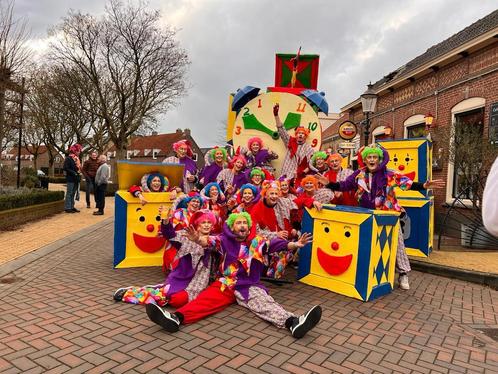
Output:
top-left (199, 147), bottom-right (228, 186)
top-left (247, 167), bottom-right (267, 190)
top-left (164, 193), bottom-right (205, 271)
top-left (129, 172), bottom-right (176, 205)
top-left (324, 153), bottom-right (356, 206)
top-left (200, 182), bottom-right (227, 233)
top-left (145, 212), bottom-right (322, 339)
top-left (318, 144), bottom-right (444, 290)
top-left (163, 140), bottom-right (198, 193)
top-left (292, 176), bottom-right (332, 228)
top-left (216, 155), bottom-right (249, 197)
top-left (309, 151), bottom-right (329, 176)
top-left (230, 183), bottom-right (260, 215)
top-left (279, 176), bottom-right (297, 201)
top-left (240, 137), bottom-right (278, 174)
top-left (113, 209), bottom-right (217, 308)
top-left (274, 104), bottom-right (315, 186)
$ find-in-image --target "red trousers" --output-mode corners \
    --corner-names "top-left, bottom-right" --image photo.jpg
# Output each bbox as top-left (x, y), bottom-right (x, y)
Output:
top-left (176, 281), bottom-right (235, 324)
top-left (168, 290), bottom-right (189, 308)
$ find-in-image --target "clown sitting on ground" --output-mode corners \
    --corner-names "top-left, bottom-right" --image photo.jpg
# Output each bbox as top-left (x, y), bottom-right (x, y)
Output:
top-left (199, 147), bottom-right (228, 187)
top-left (317, 144), bottom-right (444, 290)
top-left (145, 212), bottom-right (322, 339)
top-left (163, 140), bottom-right (198, 193)
top-left (113, 209), bottom-right (217, 309)
top-left (129, 172), bottom-right (177, 205)
top-left (240, 136), bottom-right (278, 175)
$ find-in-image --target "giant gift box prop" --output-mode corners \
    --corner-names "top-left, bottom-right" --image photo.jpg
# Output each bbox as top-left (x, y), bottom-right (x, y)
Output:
top-left (398, 196), bottom-right (434, 258)
top-left (114, 161), bottom-right (184, 268)
top-left (378, 138), bottom-right (432, 198)
top-left (298, 205), bottom-right (400, 302)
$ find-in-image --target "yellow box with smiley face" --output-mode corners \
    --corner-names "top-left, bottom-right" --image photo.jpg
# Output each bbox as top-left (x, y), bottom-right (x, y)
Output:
top-left (378, 138), bottom-right (432, 198)
top-left (114, 161), bottom-right (184, 268)
top-left (297, 205), bottom-right (400, 301)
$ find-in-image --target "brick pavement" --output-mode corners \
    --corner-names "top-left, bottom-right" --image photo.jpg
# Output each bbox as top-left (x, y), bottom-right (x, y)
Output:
top-left (1, 220), bottom-right (498, 373)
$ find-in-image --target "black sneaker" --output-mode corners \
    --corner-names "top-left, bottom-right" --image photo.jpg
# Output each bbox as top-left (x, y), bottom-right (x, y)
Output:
top-left (145, 303), bottom-right (180, 332)
top-left (65, 209), bottom-right (75, 213)
top-left (289, 305), bottom-right (322, 339)
top-left (93, 211), bottom-right (104, 215)
top-left (113, 287), bottom-right (131, 301)
top-left (72, 208), bottom-right (81, 213)
top-left (86, 205), bottom-right (91, 209)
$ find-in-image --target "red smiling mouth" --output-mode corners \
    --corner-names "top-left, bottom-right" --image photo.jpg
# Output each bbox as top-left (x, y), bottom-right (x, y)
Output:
top-left (133, 233), bottom-right (166, 253)
top-left (317, 247), bottom-right (353, 275)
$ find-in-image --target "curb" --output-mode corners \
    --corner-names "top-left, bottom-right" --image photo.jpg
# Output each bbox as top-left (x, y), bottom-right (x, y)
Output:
top-left (410, 259), bottom-right (498, 290)
top-left (0, 217), bottom-right (114, 279)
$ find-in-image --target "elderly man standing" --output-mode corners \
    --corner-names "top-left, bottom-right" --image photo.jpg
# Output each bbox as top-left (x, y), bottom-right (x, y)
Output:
top-left (82, 151), bottom-right (100, 209)
top-left (93, 155), bottom-right (110, 216)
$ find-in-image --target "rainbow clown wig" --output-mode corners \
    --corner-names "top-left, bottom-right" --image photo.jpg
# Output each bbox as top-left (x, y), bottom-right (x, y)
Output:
top-left (226, 211), bottom-right (252, 229)
top-left (361, 145), bottom-right (383, 161)
top-left (311, 151), bottom-right (328, 166)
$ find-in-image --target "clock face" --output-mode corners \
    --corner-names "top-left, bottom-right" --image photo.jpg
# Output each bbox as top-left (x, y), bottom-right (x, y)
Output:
top-left (232, 92), bottom-right (322, 176)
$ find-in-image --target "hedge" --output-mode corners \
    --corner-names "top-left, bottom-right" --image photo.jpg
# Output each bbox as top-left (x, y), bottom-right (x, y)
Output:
top-left (48, 176), bottom-right (67, 183)
top-left (0, 190), bottom-right (65, 211)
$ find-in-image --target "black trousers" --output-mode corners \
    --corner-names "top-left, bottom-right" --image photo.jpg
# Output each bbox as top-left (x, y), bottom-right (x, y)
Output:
top-left (85, 177), bottom-right (97, 206)
top-left (95, 183), bottom-right (107, 212)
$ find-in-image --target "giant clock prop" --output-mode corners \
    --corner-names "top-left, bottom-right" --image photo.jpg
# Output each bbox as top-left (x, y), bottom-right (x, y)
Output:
top-left (232, 92), bottom-right (322, 176)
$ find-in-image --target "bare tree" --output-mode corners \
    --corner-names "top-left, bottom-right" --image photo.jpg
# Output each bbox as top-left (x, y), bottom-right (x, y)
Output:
top-left (48, 0), bottom-right (190, 160)
top-left (0, 0), bottom-right (30, 185)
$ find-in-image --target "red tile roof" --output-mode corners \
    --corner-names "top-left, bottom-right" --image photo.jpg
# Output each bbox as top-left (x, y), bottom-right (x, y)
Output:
top-left (106, 132), bottom-right (186, 157)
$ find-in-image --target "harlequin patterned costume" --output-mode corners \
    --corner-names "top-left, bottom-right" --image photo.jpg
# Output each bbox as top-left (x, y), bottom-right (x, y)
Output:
top-left (119, 222), bottom-right (214, 307)
top-left (277, 124), bottom-right (314, 183)
top-left (173, 221), bottom-right (296, 328)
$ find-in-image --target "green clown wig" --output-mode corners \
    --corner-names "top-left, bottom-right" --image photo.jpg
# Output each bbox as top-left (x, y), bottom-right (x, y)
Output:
top-left (311, 151), bottom-right (328, 166)
top-left (209, 147), bottom-right (227, 161)
top-left (226, 212), bottom-right (252, 229)
top-left (249, 167), bottom-right (266, 179)
top-left (361, 146), bottom-right (383, 161)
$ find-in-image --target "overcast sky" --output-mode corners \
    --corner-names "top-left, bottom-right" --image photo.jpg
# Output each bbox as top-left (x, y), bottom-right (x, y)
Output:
top-left (15, 0), bottom-right (498, 147)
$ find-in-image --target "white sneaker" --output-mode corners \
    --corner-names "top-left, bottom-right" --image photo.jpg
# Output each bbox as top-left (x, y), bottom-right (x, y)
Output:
top-left (145, 303), bottom-right (180, 332)
top-left (399, 274), bottom-right (410, 290)
top-left (289, 305), bottom-right (322, 338)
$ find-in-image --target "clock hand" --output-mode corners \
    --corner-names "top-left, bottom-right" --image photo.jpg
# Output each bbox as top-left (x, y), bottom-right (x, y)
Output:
top-left (242, 112), bottom-right (280, 139)
top-left (283, 112), bottom-right (302, 130)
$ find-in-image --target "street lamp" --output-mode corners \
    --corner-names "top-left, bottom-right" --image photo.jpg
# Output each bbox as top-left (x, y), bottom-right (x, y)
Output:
top-left (424, 113), bottom-right (434, 130)
top-left (360, 83), bottom-right (378, 145)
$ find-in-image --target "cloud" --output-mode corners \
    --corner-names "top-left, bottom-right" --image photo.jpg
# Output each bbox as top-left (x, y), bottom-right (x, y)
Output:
top-left (14, 0), bottom-right (498, 147)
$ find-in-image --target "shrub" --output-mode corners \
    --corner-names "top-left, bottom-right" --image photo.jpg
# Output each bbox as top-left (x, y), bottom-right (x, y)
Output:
top-left (0, 188), bottom-right (64, 211)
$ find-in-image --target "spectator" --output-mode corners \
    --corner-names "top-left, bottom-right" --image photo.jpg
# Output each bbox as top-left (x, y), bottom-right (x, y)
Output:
top-left (483, 157), bottom-right (498, 237)
top-left (94, 155), bottom-right (110, 216)
top-left (63, 144), bottom-right (82, 213)
top-left (82, 151), bottom-right (99, 209)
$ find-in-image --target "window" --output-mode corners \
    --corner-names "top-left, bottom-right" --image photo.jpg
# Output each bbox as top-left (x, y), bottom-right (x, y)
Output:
top-left (55, 156), bottom-right (61, 163)
top-left (403, 114), bottom-right (426, 139)
top-left (192, 153), bottom-right (198, 162)
top-left (446, 97), bottom-right (486, 205)
top-left (451, 108), bottom-right (484, 200)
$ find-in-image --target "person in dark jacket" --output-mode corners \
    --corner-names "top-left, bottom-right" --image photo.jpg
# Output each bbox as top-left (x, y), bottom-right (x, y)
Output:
top-left (63, 144), bottom-right (82, 213)
top-left (82, 151), bottom-right (99, 208)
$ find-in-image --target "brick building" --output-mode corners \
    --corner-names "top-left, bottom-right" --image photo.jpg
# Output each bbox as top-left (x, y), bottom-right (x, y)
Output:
top-left (105, 128), bottom-right (204, 180)
top-left (1, 145), bottom-right (64, 175)
top-left (324, 10), bottom-right (498, 216)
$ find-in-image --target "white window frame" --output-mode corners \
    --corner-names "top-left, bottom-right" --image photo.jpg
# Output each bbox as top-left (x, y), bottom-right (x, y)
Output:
top-left (152, 149), bottom-right (161, 159)
top-left (446, 97), bottom-right (486, 206)
top-left (403, 114), bottom-right (426, 138)
top-left (372, 126), bottom-right (387, 143)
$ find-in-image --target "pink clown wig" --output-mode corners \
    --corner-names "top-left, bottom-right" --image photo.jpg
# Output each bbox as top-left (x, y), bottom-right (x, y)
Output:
top-left (172, 140), bottom-right (193, 158)
top-left (247, 137), bottom-right (263, 149)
